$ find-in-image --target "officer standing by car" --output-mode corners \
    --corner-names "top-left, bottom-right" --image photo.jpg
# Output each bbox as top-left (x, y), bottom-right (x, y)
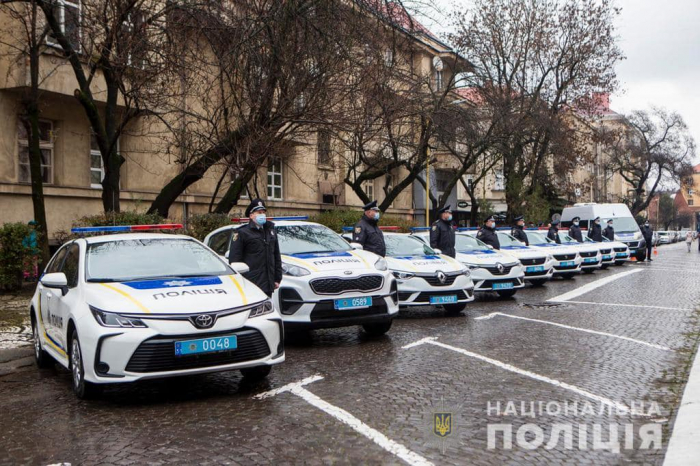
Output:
top-left (430, 205), bottom-right (456, 257)
top-left (589, 216), bottom-right (603, 241)
top-left (603, 219), bottom-right (615, 241)
top-left (568, 216), bottom-right (583, 242)
top-left (547, 220), bottom-right (562, 244)
top-left (511, 215), bottom-right (529, 246)
top-left (229, 198), bottom-right (283, 297)
top-left (641, 220), bottom-right (654, 261)
top-left (352, 200), bottom-right (386, 257)
top-left (477, 215), bottom-right (500, 249)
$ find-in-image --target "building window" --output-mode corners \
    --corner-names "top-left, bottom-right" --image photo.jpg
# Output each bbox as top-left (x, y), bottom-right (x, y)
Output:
top-left (122, 11), bottom-right (147, 68)
top-left (464, 174), bottom-right (474, 191)
top-left (689, 199), bottom-right (694, 206)
top-left (47, 0), bottom-right (81, 51)
top-left (363, 180), bottom-right (374, 200)
top-left (90, 132), bottom-right (104, 188)
top-left (384, 49), bottom-right (394, 67)
top-left (17, 120), bottom-right (53, 184)
top-left (317, 130), bottom-right (332, 166)
top-left (267, 160), bottom-right (283, 200)
top-left (494, 169), bottom-right (504, 191)
top-left (434, 70), bottom-right (443, 91)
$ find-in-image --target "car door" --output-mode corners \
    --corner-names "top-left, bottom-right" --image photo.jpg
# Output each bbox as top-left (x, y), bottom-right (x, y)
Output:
top-left (40, 245), bottom-right (69, 345)
top-left (52, 242), bottom-right (81, 350)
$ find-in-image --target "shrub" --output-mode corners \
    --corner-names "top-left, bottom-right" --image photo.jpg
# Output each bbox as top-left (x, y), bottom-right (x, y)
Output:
top-left (186, 213), bottom-right (232, 241)
top-left (73, 211), bottom-right (166, 228)
top-left (0, 223), bottom-right (39, 291)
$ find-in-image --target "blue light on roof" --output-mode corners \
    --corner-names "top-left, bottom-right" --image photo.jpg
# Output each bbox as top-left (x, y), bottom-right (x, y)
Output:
top-left (71, 226), bottom-right (131, 233)
top-left (409, 227), bottom-right (431, 231)
top-left (342, 226), bottom-right (354, 232)
top-left (457, 227), bottom-right (479, 231)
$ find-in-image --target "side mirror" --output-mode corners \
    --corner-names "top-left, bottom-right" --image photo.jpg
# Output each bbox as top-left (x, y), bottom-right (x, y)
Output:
top-left (350, 243), bottom-right (364, 250)
top-left (433, 248), bottom-right (442, 254)
top-left (224, 250), bottom-right (230, 259)
top-left (41, 272), bottom-right (69, 296)
top-left (488, 245), bottom-right (494, 249)
top-left (230, 262), bottom-right (250, 274)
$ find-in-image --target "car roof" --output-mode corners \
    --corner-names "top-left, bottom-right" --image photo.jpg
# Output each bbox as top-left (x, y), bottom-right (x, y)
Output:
top-left (82, 233), bottom-right (195, 245)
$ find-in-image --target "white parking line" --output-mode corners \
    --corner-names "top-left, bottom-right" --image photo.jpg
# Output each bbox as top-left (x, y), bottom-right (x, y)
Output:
top-left (255, 375), bottom-right (433, 466)
top-left (474, 312), bottom-right (672, 351)
top-left (562, 300), bottom-right (692, 311)
top-left (403, 337), bottom-right (630, 414)
top-left (548, 269), bottom-right (643, 303)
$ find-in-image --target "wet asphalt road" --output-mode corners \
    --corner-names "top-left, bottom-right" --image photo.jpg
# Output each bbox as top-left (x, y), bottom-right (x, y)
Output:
top-left (1, 243), bottom-right (699, 466)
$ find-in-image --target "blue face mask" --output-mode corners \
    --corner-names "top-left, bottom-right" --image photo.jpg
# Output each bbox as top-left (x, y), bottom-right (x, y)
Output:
top-left (255, 214), bottom-right (267, 225)
top-left (446, 215), bottom-right (453, 221)
top-left (373, 212), bottom-right (380, 221)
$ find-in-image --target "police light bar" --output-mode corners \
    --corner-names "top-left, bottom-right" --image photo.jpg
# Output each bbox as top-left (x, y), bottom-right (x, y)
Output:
top-left (71, 224), bottom-right (184, 234)
top-left (457, 227), bottom-right (479, 231)
top-left (496, 227), bottom-right (512, 231)
top-left (409, 227), bottom-right (430, 232)
top-left (231, 216), bottom-right (308, 222)
top-left (379, 226), bottom-right (401, 231)
top-left (342, 226), bottom-right (353, 232)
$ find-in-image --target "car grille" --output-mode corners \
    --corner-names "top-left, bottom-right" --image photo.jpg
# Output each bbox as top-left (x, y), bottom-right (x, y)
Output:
top-left (624, 241), bottom-right (639, 248)
top-left (419, 273), bottom-right (459, 286)
top-left (579, 251), bottom-right (597, 258)
top-left (600, 249), bottom-right (612, 254)
top-left (520, 258), bottom-right (546, 266)
top-left (482, 264), bottom-right (516, 276)
top-left (125, 328), bottom-right (270, 373)
top-left (310, 299), bottom-right (388, 321)
top-left (614, 247), bottom-right (627, 252)
top-left (554, 264), bottom-right (578, 270)
top-left (412, 290), bottom-right (471, 303)
top-left (553, 254), bottom-right (575, 261)
top-left (310, 275), bottom-right (383, 294)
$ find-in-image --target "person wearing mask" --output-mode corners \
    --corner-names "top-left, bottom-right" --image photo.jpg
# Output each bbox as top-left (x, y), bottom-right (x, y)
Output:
top-left (603, 219), bottom-right (615, 241)
top-left (352, 200), bottom-right (386, 257)
top-left (568, 216), bottom-right (583, 243)
top-left (641, 220), bottom-right (654, 261)
top-left (477, 215), bottom-right (500, 249)
top-left (229, 199), bottom-right (282, 297)
top-left (589, 216), bottom-right (603, 242)
top-left (547, 220), bottom-right (562, 244)
top-left (430, 205), bottom-right (456, 258)
top-left (510, 215), bottom-right (529, 246)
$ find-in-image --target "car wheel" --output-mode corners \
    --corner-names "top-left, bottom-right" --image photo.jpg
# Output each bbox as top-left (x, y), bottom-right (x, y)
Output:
top-left (240, 365), bottom-right (271, 381)
top-left (362, 321), bottom-right (393, 336)
top-left (32, 319), bottom-right (53, 368)
top-left (600, 264), bottom-right (609, 270)
top-left (496, 289), bottom-right (517, 298)
top-left (614, 261), bottom-right (625, 266)
top-left (529, 279), bottom-right (548, 287)
top-left (560, 273), bottom-right (575, 280)
top-left (443, 303), bottom-right (467, 315)
top-left (582, 269), bottom-right (595, 274)
top-left (636, 249), bottom-right (647, 261)
top-left (70, 330), bottom-right (101, 399)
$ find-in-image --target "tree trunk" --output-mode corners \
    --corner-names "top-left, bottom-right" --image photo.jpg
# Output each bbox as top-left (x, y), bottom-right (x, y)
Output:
top-left (214, 167), bottom-right (257, 214)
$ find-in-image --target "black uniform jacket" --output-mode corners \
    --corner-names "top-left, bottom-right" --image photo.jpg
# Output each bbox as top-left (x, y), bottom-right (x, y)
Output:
top-left (603, 226), bottom-right (615, 241)
top-left (229, 221), bottom-right (282, 296)
top-left (511, 225), bottom-right (529, 246)
top-left (547, 226), bottom-right (561, 244)
top-left (589, 223), bottom-right (603, 242)
top-left (352, 216), bottom-right (386, 257)
top-left (568, 224), bottom-right (583, 243)
top-left (477, 225), bottom-right (500, 250)
top-left (430, 219), bottom-right (456, 258)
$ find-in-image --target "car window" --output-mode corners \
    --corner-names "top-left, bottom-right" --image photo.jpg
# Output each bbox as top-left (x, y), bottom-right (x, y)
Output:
top-left (276, 225), bottom-right (350, 254)
top-left (455, 234), bottom-right (490, 252)
top-left (45, 246), bottom-right (69, 274)
top-left (385, 235), bottom-right (436, 256)
top-left (62, 244), bottom-right (80, 288)
top-left (525, 231), bottom-right (551, 245)
top-left (208, 229), bottom-right (232, 255)
top-left (497, 233), bottom-right (524, 246)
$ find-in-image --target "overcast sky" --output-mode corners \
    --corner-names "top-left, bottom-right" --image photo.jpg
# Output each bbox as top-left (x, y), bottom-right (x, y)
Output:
top-left (420, 0), bottom-right (700, 162)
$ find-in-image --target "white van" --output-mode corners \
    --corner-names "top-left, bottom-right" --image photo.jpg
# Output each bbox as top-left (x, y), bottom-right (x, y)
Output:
top-left (560, 203), bottom-right (647, 261)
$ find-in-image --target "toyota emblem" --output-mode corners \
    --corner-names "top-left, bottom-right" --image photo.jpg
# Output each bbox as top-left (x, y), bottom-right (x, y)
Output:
top-left (436, 271), bottom-right (446, 284)
top-left (496, 262), bottom-right (505, 274)
top-left (192, 314), bottom-right (215, 329)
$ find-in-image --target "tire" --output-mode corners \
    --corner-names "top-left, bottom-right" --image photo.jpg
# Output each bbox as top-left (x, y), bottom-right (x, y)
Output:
top-left (600, 264), bottom-right (609, 270)
top-left (443, 303), bottom-right (467, 315)
top-left (614, 261), bottom-right (625, 266)
top-left (362, 320), bottom-right (393, 336)
top-left (529, 279), bottom-right (548, 287)
top-left (32, 318), bottom-right (53, 369)
top-left (582, 268), bottom-right (595, 274)
top-left (560, 273), bottom-right (575, 280)
top-left (70, 330), bottom-right (101, 399)
top-left (496, 289), bottom-right (517, 298)
top-left (636, 249), bottom-right (647, 261)
top-left (240, 365), bottom-right (271, 381)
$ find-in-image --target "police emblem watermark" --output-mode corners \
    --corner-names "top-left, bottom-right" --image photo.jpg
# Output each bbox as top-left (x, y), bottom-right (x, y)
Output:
top-left (424, 397), bottom-right (464, 454)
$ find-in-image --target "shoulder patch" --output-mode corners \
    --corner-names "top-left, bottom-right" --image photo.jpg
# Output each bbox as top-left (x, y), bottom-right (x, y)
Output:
top-left (431, 225), bottom-right (437, 231)
top-left (232, 233), bottom-right (239, 242)
top-left (355, 227), bottom-right (362, 234)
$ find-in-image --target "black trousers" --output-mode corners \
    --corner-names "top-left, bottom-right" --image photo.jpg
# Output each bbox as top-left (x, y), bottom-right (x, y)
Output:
top-left (646, 243), bottom-right (653, 259)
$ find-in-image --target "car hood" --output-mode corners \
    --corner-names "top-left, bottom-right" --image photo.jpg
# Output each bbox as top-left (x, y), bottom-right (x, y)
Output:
top-left (455, 249), bottom-right (519, 266)
top-left (281, 250), bottom-right (379, 273)
top-left (386, 254), bottom-right (464, 274)
top-left (499, 245), bottom-right (547, 259)
top-left (529, 243), bottom-right (580, 255)
top-left (85, 275), bottom-right (267, 315)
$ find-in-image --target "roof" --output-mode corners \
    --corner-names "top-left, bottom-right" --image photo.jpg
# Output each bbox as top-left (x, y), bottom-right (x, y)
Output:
top-left (693, 163), bottom-right (700, 173)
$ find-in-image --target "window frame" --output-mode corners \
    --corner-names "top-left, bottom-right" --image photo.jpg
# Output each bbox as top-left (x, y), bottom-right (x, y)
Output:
top-left (17, 119), bottom-right (54, 185)
top-left (317, 130), bottom-right (332, 167)
top-left (89, 131), bottom-right (120, 189)
top-left (267, 159), bottom-right (283, 200)
top-left (494, 169), bottom-right (505, 191)
top-left (122, 10), bottom-right (147, 69)
top-left (46, 0), bottom-right (82, 52)
top-left (363, 179), bottom-right (374, 200)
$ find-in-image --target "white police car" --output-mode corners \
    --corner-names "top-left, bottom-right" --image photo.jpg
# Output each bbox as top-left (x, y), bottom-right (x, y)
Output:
top-left (557, 231), bottom-right (603, 273)
top-left (603, 237), bottom-right (631, 265)
top-left (581, 235), bottom-right (616, 269)
top-left (412, 230), bottom-right (525, 298)
top-left (383, 233), bottom-right (474, 315)
top-left (523, 230), bottom-right (583, 279)
top-left (494, 231), bottom-right (555, 286)
top-left (31, 225), bottom-right (284, 399)
top-left (205, 219), bottom-right (398, 335)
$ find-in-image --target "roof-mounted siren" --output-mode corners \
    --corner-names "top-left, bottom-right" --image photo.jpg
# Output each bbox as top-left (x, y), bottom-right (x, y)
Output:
top-left (71, 224), bottom-right (184, 234)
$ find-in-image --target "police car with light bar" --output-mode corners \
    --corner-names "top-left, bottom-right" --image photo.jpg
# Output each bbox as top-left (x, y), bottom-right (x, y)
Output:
top-left (411, 229), bottom-right (525, 298)
top-left (30, 224), bottom-right (283, 399)
top-left (557, 231), bottom-right (603, 273)
top-left (382, 233), bottom-right (474, 314)
top-left (581, 235), bottom-right (617, 268)
top-left (205, 218), bottom-right (399, 335)
top-left (493, 230), bottom-right (555, 286)
top-left (523, 230), bottom-right (583, 279)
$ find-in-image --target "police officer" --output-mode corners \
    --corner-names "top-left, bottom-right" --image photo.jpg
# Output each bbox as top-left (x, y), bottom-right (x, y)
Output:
top-left (568, 216), bottom-right (583, 242)
top-left (352, 200), bottom-right (386, 257)
top-left (641, 220), bottom-right (654, 261)
top-left (603, 219), bottom-right (615, 241)
top-left (547, 220), bottom-right (562, 244)
top-left (589, 216), bottom-right (603, 242)
top-left (430, 205), bottom-right (456, 257)
top-left (477, 215), bottom-right (500, 249)
top-left (229, 199), bottom-right (282, 297)
top-left (511, 215), bottom-right (529, 246)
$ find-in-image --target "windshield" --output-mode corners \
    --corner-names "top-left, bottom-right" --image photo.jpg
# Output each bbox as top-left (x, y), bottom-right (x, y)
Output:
top-left (86, 238), bottom-right (232, 282)
top-left (497, 232), bottom-right (525, 246)
top-left (276, 224), bottom-right (350, 255)
top-left (385, 235), bottom-right (436, 256)
top-left (558, 232), bottom-right (578, 243)
top-left (601, 217), bottom-right (639, 233)
top-left (455, 233), bottom-right (491, 252)
top-left (525, 231), bottom-right (552, 245)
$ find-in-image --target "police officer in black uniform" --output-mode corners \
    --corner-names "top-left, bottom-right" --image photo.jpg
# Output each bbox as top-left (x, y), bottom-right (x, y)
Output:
top-left (641, 220), bottom-right (654, 261)
top-left (568, 216), bottom-right (583, 243)
top-left (430, 205), bottom-right (456, 257)
top-left (477, 215), bottom-right (500, 249)
top-left (352, 200), bottom-right (386, 257)
top-left (547, 220), bottom-right (562, 244)
top-left (603, 219), bottom-right (615, 241)
top-left (589, 216), bottom-right (603, 242)
top-left (229, 199), bottom-right (282, 297)
top-left (511, 215), bottom-right (529, 246)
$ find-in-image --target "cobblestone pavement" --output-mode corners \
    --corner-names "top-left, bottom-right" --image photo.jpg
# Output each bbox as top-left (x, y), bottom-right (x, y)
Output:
top-left (1, 243), bottom-right (699, 465)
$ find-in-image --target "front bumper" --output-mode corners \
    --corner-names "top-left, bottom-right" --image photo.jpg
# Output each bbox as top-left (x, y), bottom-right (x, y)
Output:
top-left (551, 255), bottom-right (583, 275)
top-left (469, 265), bottom-right (526, 292)
top-left (580, 253), bottom-right (603, 269)
top-left (520, 259), bottom-right (556, 281)
top-left (396, 274), bottom-right (475, 306)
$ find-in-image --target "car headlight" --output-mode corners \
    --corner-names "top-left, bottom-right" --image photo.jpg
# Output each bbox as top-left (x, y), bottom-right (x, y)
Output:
top-left (249, 300), bottom-right (274, 318)
top-left (462, 268), bottom-right (471, 277)
top-left (392, 271), bottom-right (415, 280)
top-left (282, 262), bottom-right (310, 277)
top-left (375, 258), bottom-right (388, 271)
top-left (90, 306), bottom-right (146, 328)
